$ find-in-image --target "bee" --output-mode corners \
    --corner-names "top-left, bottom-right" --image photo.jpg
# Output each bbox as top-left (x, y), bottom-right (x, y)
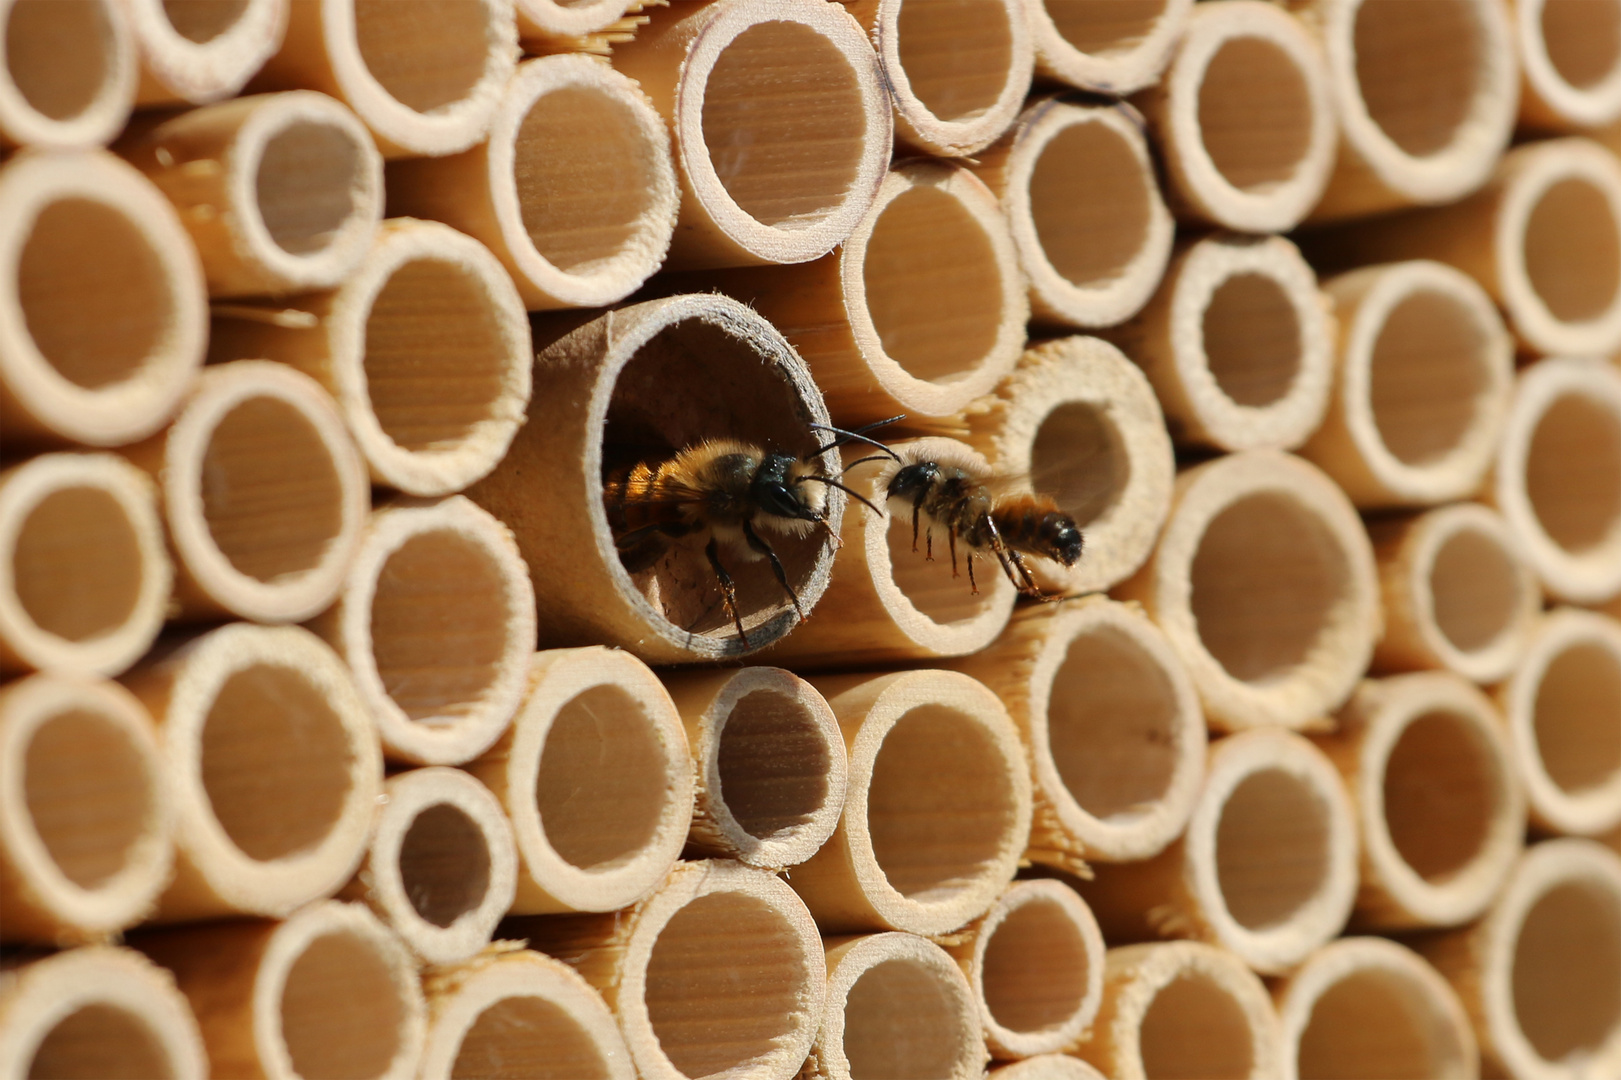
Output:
top-left (881, 449), bottom-right (1084, 599)
top-left (603, 423), bottom-right (891, 645)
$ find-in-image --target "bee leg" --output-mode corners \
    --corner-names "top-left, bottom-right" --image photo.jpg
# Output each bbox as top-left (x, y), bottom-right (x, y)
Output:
top-left (948, 529), bottom-right (959, 577)
top-left (967, 551), bottom-right (979, 594)
top-left (743, 520), bottom-right (805, 621)
top-left (925, 528), bottom-right (934, 561)
top-left (705, 538), bottom-right (749, 646)
top-left (912, 502), bottom-right (921, 553)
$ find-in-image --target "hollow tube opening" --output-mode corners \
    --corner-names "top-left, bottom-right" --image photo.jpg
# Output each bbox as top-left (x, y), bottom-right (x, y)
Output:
top-left (534, 684), bottom-right (666, 871)
top-left (255, 121), bottom-right (365, 258)
top-left (397, 802), bottom-right (490, 928)
top-left (1524, 178), bottom-right (1621, 324)
top-left (1541, 0), bottom-right (1621, 91)
top-left (451, 996), bottom-right (612, 1080)
top-left (1029, 120), bottom-right (1153, 289)
top-left (12, 486), bottom-right (142, 645)
top-left (1030, 401), bottom-right (1130, 530)
top-left (1296, 968), bottom-right (1450, 1080)
top-left (842, 957), bottom-right (971, 1077)
top-left (280, 930), bottom-right (407, 1080)
top-left (25, 1003), bottom-right (175, 1080)
top-left (1382, 710), bottom-right (1496, 883)
top-left (1042, 0), bottom-right (1168, 56)
top-left (1368, 289), bottom-right (1491, 466)
top-left (1201, 273), bottom-right (1301, 409)
top-left (1214, 768), bottom-right (1332, 931)
top-left (894, 0), bottom-right (1012, 122)
top-left (1533, 642), bottom-right (1621, 795)
top-left (1138, 972), bottom-right (1255, 1080)
top-left (1196, 37), bottom-right (1314, 192)
top-left (642, 892), bottom-right (809, 1077)
top-left (162, 0), bottom-right (250, 43)
top-left (1511, 879), bottom-right (1621, 1064)
top-left (23, 707), bottom-right (153, 889)
top-left (716, 689), bottom-right (831, 841)
top-left (352, 0), bottom-right (489, 113)
top-left (1429, 527), bottom-right (1523, 654)
top-left (1353, 0), bottom-right (1483, 157)
top-left (1525, 392), bottom-right (1621, 554)
top-left (981, 897), bottom-right (1091, 1034)
top-left (5, 0), bottom-right (115, 123)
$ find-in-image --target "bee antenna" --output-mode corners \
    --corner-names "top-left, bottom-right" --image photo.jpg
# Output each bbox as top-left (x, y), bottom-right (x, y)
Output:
top-left (800, 474), bottom-right (885, 517)
top-left (810, 429), bottom-right (903, 461)
top-left (842, 453), bottom-right (894, 471)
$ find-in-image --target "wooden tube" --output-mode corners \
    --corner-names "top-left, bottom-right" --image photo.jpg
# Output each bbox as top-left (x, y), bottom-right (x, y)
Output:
top-left (1496, 609), bottom-right (1621, 837)
top-left (972, 97), bottom-right (1173, 330)
top-left (119, 91), bottom-right (383, 297)
top-left (1370, 502), bottom-right (1540, 684)
top-left (513, 859), bottom-right (825, 1080)
top-left (764, 438), bottom-right (1017, 667)
top-left (122, 360), bottom-right (368, 623)
top-left (465, 294), bottom-right (838, 663)
top-left (1100, 234), bottom-right (1333, 454)
top-left (0, 0), bottom-right (136, 149)
top-left (1130, 1), bottom-right (1333, 233)
top-left (124, 0), bottom-right (286, 105)
top-left (468, 646), bottom-right (692, 915)
top-left (1417, 839), bottom-right (1621, 1080)
top-left (993, 1056), bottom-right (1105, 1080)
top-left (310, 496), bottom-right (535, 766)
top-left (846, 0), bottom-right (1032, 158)
top-left (248, 0), bottom-right (516, 159)
top-left (952, 599), bottom-right (1205, 867)
top-left (1517, 0), bottom-right (1621, 131)
top-left (1076, 729), bottom-right (1358, 974)
top-left (210, 219), bottom-right (530, 496)
top-left (807, 932), bottom-right (987, 1080)
top-left (1113, 450), bottom-right (1381, 732)
top-left (1025, 0), bottom-right (1191, 95)
top-left (786, 669), bottom-right (1032, 936)
top-left (659, 666), bottom-right (848, 870)
top-left (1300, 261), bottom-right (1515, 508)
top-left (419, 947), bottom-right (633, 1080)
top-left (0, 454), bottom-right (170, 678)
top-left (136, 900), bottom-right (426, 1080)
top-left (1309, 139), bottom-right (1621, 357)
top-left (0, 150), bottom-right (206, 448)
top-left (0, 674), bottom-right (172, 944)
top-left (1273, 937), bottom-right (1478, 1080)
top-left (1491, 356), bottom-right (1621, 604)
top-left (386, 55), bottom-right (676, 311)
top-left (121, 622), bottom-right (381, 921)
top-left (959, 337), bottom-right (1174, 596)
top-left (608, 0), bottom-right (890, 269)
top-left (342, 768), bottom-right (517, 967)
top-left (686, 160), bottom-right (1027, 425)
top-left (0, 946), bottom-right (205, 1080)
top-left (1073, 941), bottom-right (1282, 1080)
top-left (1316, 672), bottom-right (1525, 930)
top-left (514, 0), bottom-right (633, 52)
top-left (942, 879), bottom-right (1105, 1060)
top-left (1299, 0), bottom-right (1517, 221)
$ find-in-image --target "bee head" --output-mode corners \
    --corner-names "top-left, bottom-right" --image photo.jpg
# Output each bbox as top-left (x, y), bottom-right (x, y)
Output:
top-left (887, 461), bottom-right (939, 503)
top-left (754, 453), bottom-right (823, 522)
top-left (1040, 512), bottom-right (1084, 567)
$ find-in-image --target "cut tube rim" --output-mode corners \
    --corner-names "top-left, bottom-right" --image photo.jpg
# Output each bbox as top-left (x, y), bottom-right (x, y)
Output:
top-left (1026, 0), bottom-right (1193, 95)
top-left (123, 0), bottom-right (289, 105)
top-left (514, 0), bottom-right (632, 41)
top-left (0, 0), bottom-right (138, 148)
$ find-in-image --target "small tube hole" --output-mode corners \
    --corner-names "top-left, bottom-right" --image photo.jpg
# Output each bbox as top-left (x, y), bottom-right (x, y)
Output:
top-left (452, 997), bottom-right (612, 1080)
top-left (1214, 768), bottom-right (1331, 931)
top-left (1534, 642), bottom-right (1621, 795)
top-left (1029, 120), bottom-right (1152, 288)
top-left (1030, 401), bottom-right (1130, 529)
top-left (1524, 178), bottom-right (1621, 324)
top-left (397, 803), bottom-right (490, 929)
top-left (894, 0), bottom-right (1011, 122)
top-left (12, 486), bottom-right (142, 644)
top-left (1196, 37), bottom-right (1314, 192)
top-left (1429, 527), bottom-right (1522, 655)
top-left (716, 690), bottom-right (831, 841)
top-left (352, 0), bottom-right (488, 113)
top-left (1353, 0), bottom-right (1482, 157)
top-left (255, 121), bottom-right (364, 257)
top-left (1382, 710), bottom-right (1496, 883)
top-left (842, 958), bottom-right (969, 1077)
top-left (980, 898), bottom-right (1091, 1034)
top-left (1296, 969), bottom-right (1445, 1080)
top-left (1368, 290), bottom-right (1490, 466)
top-left (1139, 973), bottom-right (1255, 1080)
top-left (162, 0), bottom-right (249, 44)
top-left (1202, 273), bottom-right (1301, 409)
top-left (280, 931), bottom-right (406, 1080)
top-left (1525, 392), bottom-right (1621, 553)
top-left (24, 708), bottom-right (152, 889)
top-left (5, 0), bottom-right (113, 123)
top-left (26, 1004), bottom-right (174, 1080)
top-left (1512, 880), bottom-right (1621, 1063)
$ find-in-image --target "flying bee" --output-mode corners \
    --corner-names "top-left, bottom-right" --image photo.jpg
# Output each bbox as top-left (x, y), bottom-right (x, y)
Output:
top-left (602, 421), bottom-right (897, 645)
top-left (881, 448), bottom-right (1084, 600)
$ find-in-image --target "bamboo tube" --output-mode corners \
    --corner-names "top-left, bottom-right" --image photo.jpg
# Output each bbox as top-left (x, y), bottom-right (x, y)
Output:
top-left (1130, 0), bottom-right (1334, 233)
top-left (1496, 609), bottom-right (1621, 837)
top-left (0, 150), bottom-right (206, 448)
top-left (209, 219), bottom-right (531, 497)
top-left (607, 0), bottom-right (891, 269)
top-left (1316, 672), bottom-right (1525, 930)
top-left (309, 496), bottom-right (536, 766)
top-left (467, 646), bottom-right (693, 915)
top-left (1025, 0), bottom-right (1191, 95)
top-left (992, 1056), bottom-right (1105, 1080)
top-left (0, 946), bottom-right (205, 1080)
top-left (845, 0), bottom-right (1033, 158)
top-left (1075, 729), bottom-right (1358, 974)
top-left (1417, 839), bottom-right (1621, 1080)
top-left (1516, 0), bottom-right (1621, 132)
top-left (763, 438), bottom-right (1017, 667)
top-left (124, 0), bottom-right (286, 105)
top-left (512, 859), bottom-right (825, 1080)
top-left (1369, 503), bottom-right (1540, 684)
top-left (1273, 937), bottom-right (1478, 1080)
top-left (1297, 0), bottom-right (1517, 221)
top-left (951, 599), bottom-right (1206, 867)
top-left (121, 622), bottom-right (381, 922)
top-left (248, 0), bottom-right (517, 159)
top-left (514, 0), bottom-right (633, 52)
top-left (1072, 941), bottom-right (1282, 1080)
top-left (0, 0), bottom-right (136, 149)
top-left (465, 294), bottom-right (839, 663)
top-left (119, 91), bottom-right (383, 297)
top-left (341, 768), bottom-right (516, 968)
top-left (1113, 450), bottom-right (1381, 732)
top-left (971, 97), bottom-right (1173, 330)
top-left (386, 55), bottom-right (677, 311)
top-left (786, 669), bottom-right (1033, 936)
top-left (659, 666), bottom-right (848, 870)
top-left (683, 160), bottom-right (1027, 425)
top-left (0, 673), bottom-right (172, 944)
top-left (121, 360), bottom-right (368, 623)
top-left (1490, 356), bottom-right (1621, 605)
top-left (1308, 139), bottom-right (1621, 358)
top-left (959, 336), bottom-right (1174, 596)
top-left (136, 900), bottom-right (426, 1080)
top-left (806, 932), bottom-right (986, 1080)
top-left (419, 947), bottom-right (633, 1080)
top-left (1300, 261), bottom-right (1515, 508)
top-left (941, 878), bottom-right (1105, 1060)
top-left (1099, 233), bottom-right (1333, 454)
top-left (0, 454), bottom-right (170, 678)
